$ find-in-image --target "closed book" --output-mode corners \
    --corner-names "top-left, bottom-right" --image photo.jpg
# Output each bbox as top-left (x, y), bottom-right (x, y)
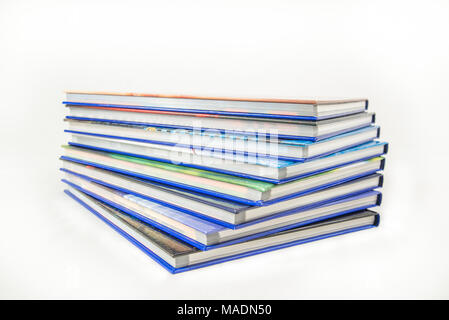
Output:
top-left (66, 129), bottom-right (387, 182)
top-left (62, 173), bottom-right (381, 250)
top-left (65, 187), bottom-right (379, 273)
top-left (61, 145), bottom-right (384, 205)
top-left (66, 104), bottom-right (375, 140)
top-left (65, 91), bottom-right (368, 120)
top-left (61, 160), bottom-right (383, 227)
top-left (65, 118), bottom-right (381, 161)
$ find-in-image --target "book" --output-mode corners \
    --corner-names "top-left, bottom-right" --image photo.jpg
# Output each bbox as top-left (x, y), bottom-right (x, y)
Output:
top-left (65, 187), bottom-right (379, 273)
top-left (66, 132), bottom-right (387, 183)
top-left (62, 173), bottom-right (381, 249)
top-left (65, 104), bottom-right (375, 140)
top-left (61, 160), bottom-right (383, 227)
top-left (65, 91), bottom-right (368, 120)
top-left (65, 118), bottom-right (381, 161)
top-left (61, 145), bottom-right (384, 205)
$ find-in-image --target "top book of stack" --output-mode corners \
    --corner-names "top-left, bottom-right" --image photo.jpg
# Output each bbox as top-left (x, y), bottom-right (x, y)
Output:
top-left (64, 92), bottom-right (372, 141)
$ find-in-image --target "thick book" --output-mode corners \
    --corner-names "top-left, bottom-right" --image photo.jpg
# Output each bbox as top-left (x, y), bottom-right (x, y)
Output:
top-left (65, 104), bottom-right (375, 140)
top-left (62, 172), bottom-right (381, 249)
top-left (65, 91), bottom-right (368, 120)
top-left (65, 187), bottom-right (379, 273)
top-left (64, 118), bottom-right (381, 161)
top-left (61, 160), bottom-right (383, 227)
top-left (61, 145), bottom-right (385, 205)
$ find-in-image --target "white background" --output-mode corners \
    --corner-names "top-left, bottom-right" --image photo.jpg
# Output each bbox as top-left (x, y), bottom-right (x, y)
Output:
top-left (1, 0), bottom-right (448, 299)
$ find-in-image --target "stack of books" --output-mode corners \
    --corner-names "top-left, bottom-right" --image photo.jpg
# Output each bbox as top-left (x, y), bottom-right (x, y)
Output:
top-left (60, 92), bottom-right (388, 273)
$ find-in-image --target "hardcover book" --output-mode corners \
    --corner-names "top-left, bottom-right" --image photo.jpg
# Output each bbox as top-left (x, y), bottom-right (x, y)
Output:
top-left (66, 129), bottom-right (387, 182)
top-left (61, 160), bottom-right (383, 227)
top-left (65, 91), bottom-right (368, 120)
top-left (65, 104), bottom-right (375, 140)
top-left (61, 145), bottom-right (384, 205)
top-left (65, 118), bottom-right (381, 161)
top-left (62, 173), bottom-right (381, 250)
top-left (65, 187), bottom-right (380, 273)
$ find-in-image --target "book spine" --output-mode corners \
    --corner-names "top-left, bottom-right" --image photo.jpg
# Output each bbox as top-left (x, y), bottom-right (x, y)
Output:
top-left (378, 174), bottom-right (384, 187)
top-left (380, 158), bottom-right (386, 170)
top-left (373, 213), bottom-right (381, 227)
top-left (383, 142), bottom-right (389, 155)
top-left (376, 192), bottom-right (383, 206)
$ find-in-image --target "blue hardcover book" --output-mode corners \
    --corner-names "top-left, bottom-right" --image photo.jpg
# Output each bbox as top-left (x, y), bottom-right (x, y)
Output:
top-left (65, 187), bottom-right (379, 273)
top-left (61, 173), bottom-right (381, 250)
top-left (66, 126), bottom-right (387, 183)
top-left (61, 159), bottom-right (383, 227)
top-left (61, 144), bottom-right (385, 205)
top-left (65, 118), bottom-right (381, 161)
top-left (64, 92), bottom-right (368, 121)
top-left (65, 103), bottom-right (375, 141)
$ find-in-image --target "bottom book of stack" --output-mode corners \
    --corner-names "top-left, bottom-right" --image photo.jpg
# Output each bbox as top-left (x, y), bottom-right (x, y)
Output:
top-left (65, 187), bottom-right (380, 274)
